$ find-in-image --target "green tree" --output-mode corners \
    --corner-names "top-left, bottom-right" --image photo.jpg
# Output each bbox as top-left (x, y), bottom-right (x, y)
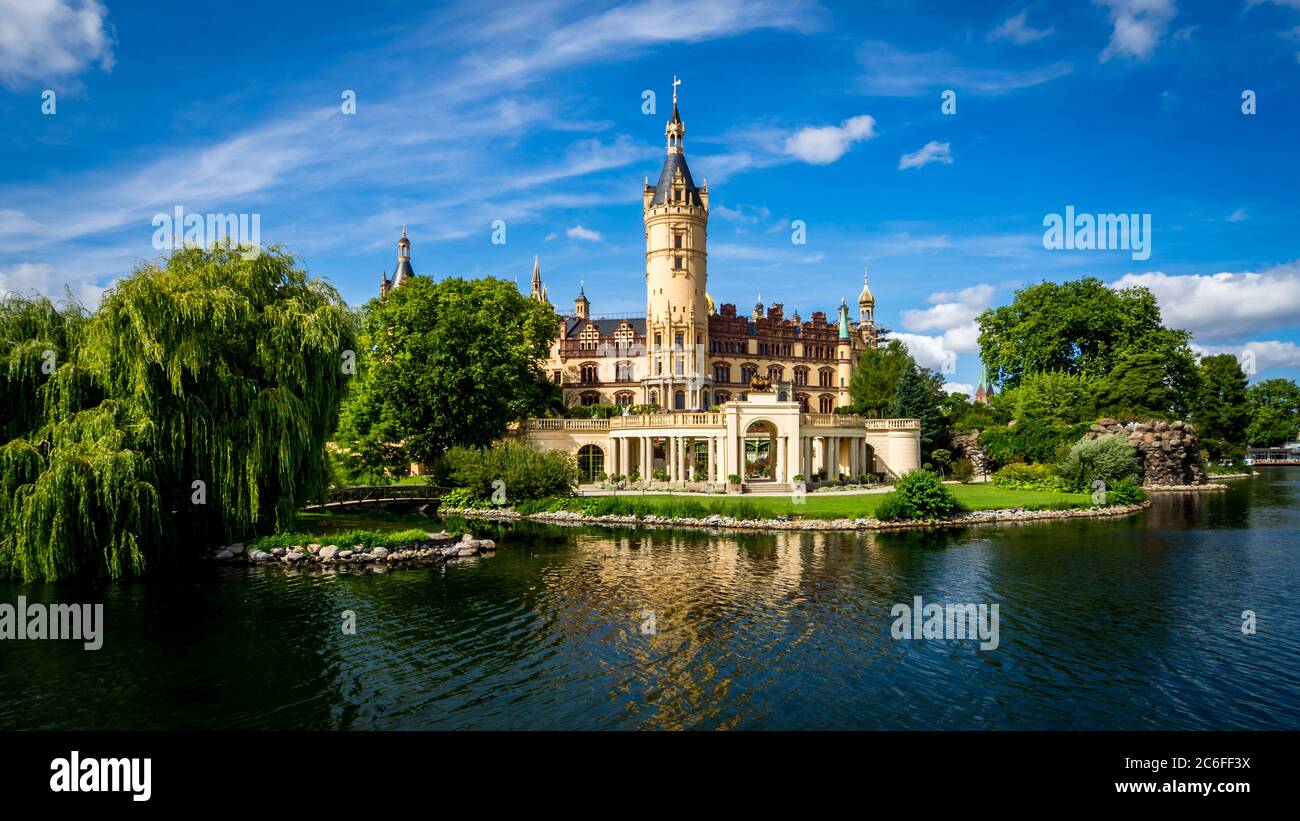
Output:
top-left (336, 275), bottom-right (559, 474)
top-left (891, 361), bottom-right (944, 458)
top-left (848, 338), bottom-right (911, 416)
top-left (0, 246), bottom-right (355, 580)
top-left (977, 277), bottom-right (1197, 412)
top-left (998, 370), bottom-right (1099, 424)
top-left (1245, 378), bottom-right (1300, 446)
top-left (1194, 354), bottom-right (1250, 460)
top-left (1096, 351), bottom-right (1180, 419)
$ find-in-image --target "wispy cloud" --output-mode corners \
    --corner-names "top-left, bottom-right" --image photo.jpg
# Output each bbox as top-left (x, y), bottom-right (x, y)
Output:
top-left (856, 40), bottom-right (1072, 96)
top-left (566, 225), bottom-right (603, 241)
top-left (1097, 0), bottom-right (1178, 62)
top-left (987, 9), bottom-right (1055, 44)
top-left (898, 141), bottom-right (953, 170)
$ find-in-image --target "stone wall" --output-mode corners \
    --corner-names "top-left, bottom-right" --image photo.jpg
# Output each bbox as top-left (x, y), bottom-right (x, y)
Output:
top-left (1083, 419), bottom-right (1207, 486)
top-left (952, 430), bottom-right (993, 476)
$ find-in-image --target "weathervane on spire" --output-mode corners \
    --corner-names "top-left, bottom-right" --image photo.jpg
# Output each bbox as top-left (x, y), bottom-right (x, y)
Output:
top-left (672, 75), bottom-right (681, 104)
top-left (863, 265), bottom-right (869, 284)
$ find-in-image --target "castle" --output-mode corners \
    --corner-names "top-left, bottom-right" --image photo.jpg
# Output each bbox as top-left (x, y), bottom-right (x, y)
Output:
top-left (382, 82), bottom-right (920, 486)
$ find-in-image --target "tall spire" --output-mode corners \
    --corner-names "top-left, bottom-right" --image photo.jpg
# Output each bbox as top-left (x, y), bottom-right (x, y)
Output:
top-left (838, 298), bottom-right (852, 340)
top-left (530, 255), bottom-right (546, 303)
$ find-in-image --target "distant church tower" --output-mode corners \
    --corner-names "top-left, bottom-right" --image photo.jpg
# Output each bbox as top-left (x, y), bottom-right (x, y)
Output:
top-left (643, 77), bottom-right (711, 411)
top-left (381, 226), bottom-right (416, 296)
top-left (529, 255), bottom-right (549, 304)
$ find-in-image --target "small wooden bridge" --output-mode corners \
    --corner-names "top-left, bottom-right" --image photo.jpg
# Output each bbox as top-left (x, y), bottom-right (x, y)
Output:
top-left (304, 485), bottom-right (450, 511)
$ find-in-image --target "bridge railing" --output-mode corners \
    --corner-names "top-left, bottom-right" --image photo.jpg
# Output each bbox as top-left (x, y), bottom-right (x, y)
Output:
top-left (307, 485), bottom-right (448, 509)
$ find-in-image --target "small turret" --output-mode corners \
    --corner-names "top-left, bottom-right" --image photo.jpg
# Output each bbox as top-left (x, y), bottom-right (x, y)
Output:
top-left (858, 267), bottom-right (875, 326)
top-left (574, 283), bottom-right (589, 320)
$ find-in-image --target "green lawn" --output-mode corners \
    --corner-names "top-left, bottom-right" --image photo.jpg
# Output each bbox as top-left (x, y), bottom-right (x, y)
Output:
top-left (586, 484), bottom-right (1093, 519)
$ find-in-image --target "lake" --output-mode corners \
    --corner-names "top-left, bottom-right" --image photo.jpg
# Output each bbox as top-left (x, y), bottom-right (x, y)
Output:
top-left (2, 469), bottom-right (1298, 730)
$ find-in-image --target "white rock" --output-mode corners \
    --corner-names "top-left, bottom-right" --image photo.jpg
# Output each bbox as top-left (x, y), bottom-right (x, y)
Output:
top-left (214, 549), bottom-right (234, 561)
top-left (319, 546), bottom-right (340, 560)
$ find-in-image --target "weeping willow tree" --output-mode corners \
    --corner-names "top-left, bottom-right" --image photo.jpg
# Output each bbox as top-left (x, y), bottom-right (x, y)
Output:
top-left (0, 246), bottom-right (356, 580)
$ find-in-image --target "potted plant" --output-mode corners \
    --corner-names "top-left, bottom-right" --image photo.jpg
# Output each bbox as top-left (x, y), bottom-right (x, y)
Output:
top-left (727, 473), bottom-right (744, 493)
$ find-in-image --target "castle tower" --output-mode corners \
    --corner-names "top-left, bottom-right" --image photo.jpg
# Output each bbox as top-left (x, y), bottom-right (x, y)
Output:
top-left (837, 298), bottom-right (854, 403)
top-left (392, 225), bottom-right (415, 289)
top-left (643, 77), bottom-right (711, 410)
top-left (858, 267), bottom-right (875, 327)
top-left (574, 283), bottom-right (590, 320)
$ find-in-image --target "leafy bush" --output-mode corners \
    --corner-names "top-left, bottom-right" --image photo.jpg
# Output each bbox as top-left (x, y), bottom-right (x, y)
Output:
top-left (439, 486), bottom-right (487, 509)
top-left (1101, 478), bottom-right (1146, 506)
top-left (440, 441), bottom-right (577, 502)
top-left (980, 419), bottom-right (1090, 466)
top-left (951, 458), bottom-right (975, 483)
top-left (992, 462), bottom-right (1059, 491)
top-left (874, 470), bottom-right (964, 521)
top-left (1056, 434), bottom-right (1141, 492)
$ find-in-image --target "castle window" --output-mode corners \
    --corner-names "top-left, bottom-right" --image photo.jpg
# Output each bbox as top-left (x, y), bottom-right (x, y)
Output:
top-left (673, 231), bottom-right (684, 249)
top-left (713, 363), bottom-right (731, 383)
top-left (615, 391), bottom-right (635, 407)
top-left (740, 364), bottom-right (757, 384)
top-left (581, 391), bottom-right (602, 406)
top-left (715, 391), bottom-right (731, 404)
top-left (768, 365), bottom-right (783, 382)
top-left (674, 390), bottom-right (686, 410)
top-left (797, 393), bottom-right (810, 412)
top-left (794, 366), bottom-right (809, 386)
top-left (649, 390), bottom-right (658, 406)
top-left (616, 360), bottom-right (635, 382)
top-left (674, 333), bottom-right (683, 350)
top-left (819, 394), bottom-right (834, 413)
top-left (674, 256), bottom-right (683, 269)
top-left (818, 367), bottom-right (833, 387)
top-left (580, 363), bottom-right (599, 384)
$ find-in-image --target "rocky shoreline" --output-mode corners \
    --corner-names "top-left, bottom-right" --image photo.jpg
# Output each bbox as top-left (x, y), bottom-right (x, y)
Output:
top-left (440, 500), bottom-right (1151, 534)
top-left (211, 530), bottom-right (495, 568)
top-left (1142, 482), bottom-right (1231, 492)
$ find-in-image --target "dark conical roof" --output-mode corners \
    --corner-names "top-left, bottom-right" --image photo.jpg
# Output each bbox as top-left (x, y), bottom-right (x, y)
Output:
top-left (651, 152), bottom-right (701, 206)
top-left (392, 257), bottom-right (414, 286)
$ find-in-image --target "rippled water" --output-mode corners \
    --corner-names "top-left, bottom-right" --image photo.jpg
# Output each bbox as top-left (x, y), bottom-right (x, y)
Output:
top-left (2, 470), bottom-right (1298, 730)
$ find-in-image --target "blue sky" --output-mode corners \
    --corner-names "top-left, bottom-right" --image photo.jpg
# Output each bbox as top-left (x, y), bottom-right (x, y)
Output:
top-left (2, 0), bottom-right (1299, 394)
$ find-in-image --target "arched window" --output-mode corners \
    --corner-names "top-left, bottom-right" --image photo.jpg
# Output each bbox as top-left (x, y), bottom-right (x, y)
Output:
top-left (767, 364), bottom-right (783, 382)
top-left (794, 366), bottom-right (809, 386)
top-left (701, 388), bottom-right (710, 408)
top-left (819, 394), bottom-right (834, 413)
top-left (615, 360), bottom-right (635, 382)
top-left (713, 363), bottom-right (731, 383)
top-left (796, 393), bottom-right (810, 412)
top-left (818, 367), bottom-right (833, 387)
top-left (615, 391), bottom-right (635, 407)
top-left (674, 390), bottom-right (686, 410)
top-left (740, 363), bottom-right (758, 384)
top-left (715, 390), bottom-right (731, 404)
top-left (580, 391), bottom-right (601, 406)
top-left (648, 390), bottom-right (658, 407)
top-left (580, 362), bottom-right (599, 384)
top-left (577, 445), bottom-right (605, 482)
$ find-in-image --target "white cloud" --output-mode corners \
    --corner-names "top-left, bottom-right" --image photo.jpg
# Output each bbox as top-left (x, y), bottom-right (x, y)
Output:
top-left (1097, 0), bottom-right (1178, 62)
top-left (1193, 340), bottom-right (1300, 372)
top-left (566, 225), bottom-right (603, 241)
top-left (783, 115), bottom-right (877, 164)
top-left (944, 382), bottom-right (975, 397)
top-left (893, 332), bottom-right (958, 373)
top-left (898, 141), bottom-right (953, 170)
top-left (544, 231), bottom-right (558, 241)
top-left (1112, 265), bottom-right (1300, 340)
top-left (1226, 207), bottom-right (1249, 222)
top-left (0, 0), bottom-right (115, 89)
top-left (900, 284), bottom-right (994, 334)
top-left (856, 40), bottom-right (1072, 96)
top-left (0, 261), bottom-right (107, 307)
top-left (988, 10), bottom-right (1054, 44)
top-left (713, 203), bottom-right (772, 223)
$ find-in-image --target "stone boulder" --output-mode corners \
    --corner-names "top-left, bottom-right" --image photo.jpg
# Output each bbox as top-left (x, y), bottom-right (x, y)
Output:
top-left (1082, 419), bottom-right (1206, 486)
